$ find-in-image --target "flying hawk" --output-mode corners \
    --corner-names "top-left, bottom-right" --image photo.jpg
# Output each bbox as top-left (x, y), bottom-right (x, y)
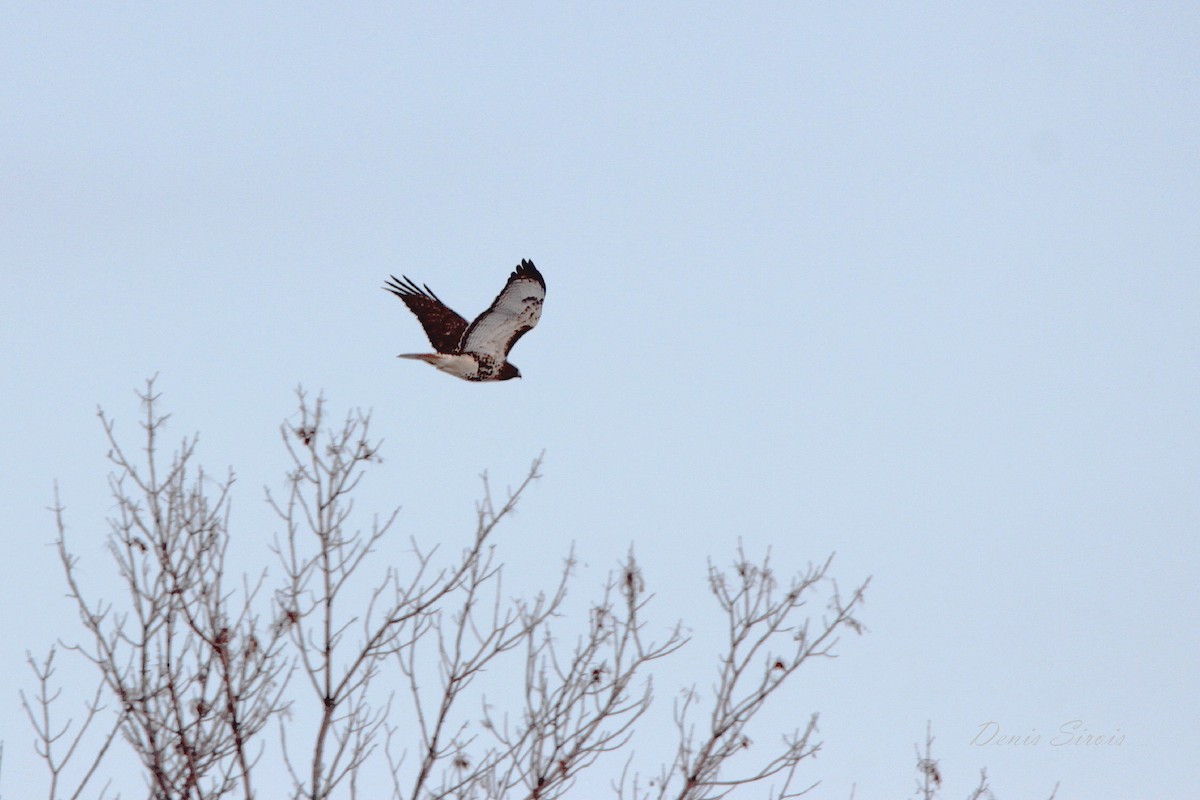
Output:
top-left (383, 260), bottom-right (545, 381)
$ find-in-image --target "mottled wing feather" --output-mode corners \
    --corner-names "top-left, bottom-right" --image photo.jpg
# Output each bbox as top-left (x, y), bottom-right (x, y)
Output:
top-left (382, 275), bottom-right (469, 353)
top-left (460, 260), bottom-right (546, 360)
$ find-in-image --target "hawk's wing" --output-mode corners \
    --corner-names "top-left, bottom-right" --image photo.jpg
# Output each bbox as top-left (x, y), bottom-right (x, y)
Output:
top-left (460, 260), bottom-right (546, 360)
top-left (383, 276), bottom-right (469, 353)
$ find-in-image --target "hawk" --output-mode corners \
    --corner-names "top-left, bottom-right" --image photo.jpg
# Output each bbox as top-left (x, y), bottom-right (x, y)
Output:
top-left (383, 259), bottom-right (545, 381)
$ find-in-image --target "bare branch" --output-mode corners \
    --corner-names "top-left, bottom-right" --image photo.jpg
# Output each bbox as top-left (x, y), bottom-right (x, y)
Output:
top-left (615, 542), bottom-right (869, 800)
top-left (269, 389), bottom-right (550, 799)
top-left (20, 646), bottom-right (123, 800)
top-left (50, 378), bottom-right (290, 800)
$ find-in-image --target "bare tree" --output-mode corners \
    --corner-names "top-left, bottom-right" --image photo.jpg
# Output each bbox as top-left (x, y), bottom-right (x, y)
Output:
top-left (468, 550), bottom-right (687, 800)
top-left (617, 548), bottom-right (867, 800)
top-left (28, 381), bottom-right (870, 800)
top-left (50, 379), bottom-right (290, 799)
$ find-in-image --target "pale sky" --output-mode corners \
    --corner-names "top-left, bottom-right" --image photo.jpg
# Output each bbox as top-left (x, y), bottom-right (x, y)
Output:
top-left (2, 4), bottom-right (1198, 798)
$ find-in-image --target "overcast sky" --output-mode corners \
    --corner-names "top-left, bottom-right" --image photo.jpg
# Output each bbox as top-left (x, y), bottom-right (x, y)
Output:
top-left (2, 3), bottom-right (1198, 798)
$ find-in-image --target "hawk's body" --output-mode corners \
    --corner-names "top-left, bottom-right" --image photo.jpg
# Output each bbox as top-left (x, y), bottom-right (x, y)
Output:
top-left (383, 260), bottom-right (545, 381)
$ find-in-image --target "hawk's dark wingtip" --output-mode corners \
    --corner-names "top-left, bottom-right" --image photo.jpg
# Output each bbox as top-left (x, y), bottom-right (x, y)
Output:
top-left (513, 259), bottom-right (545, 291)
top-left (383, 274), bottom-right (441, 302)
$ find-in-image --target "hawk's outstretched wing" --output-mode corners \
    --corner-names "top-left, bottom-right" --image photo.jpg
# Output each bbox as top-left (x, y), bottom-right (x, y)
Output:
top-left (460, 260), bottom-right (546, 360)
top-left (383, 275), bottom-right (469, 353)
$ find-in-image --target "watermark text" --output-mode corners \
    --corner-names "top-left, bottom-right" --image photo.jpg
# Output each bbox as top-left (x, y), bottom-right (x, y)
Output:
top-left (970, 720), bottom-right (1124, 747)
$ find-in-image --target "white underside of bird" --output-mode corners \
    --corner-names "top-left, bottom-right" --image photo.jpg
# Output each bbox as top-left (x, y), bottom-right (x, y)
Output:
top-left (397, 352), bottom-right (484, 380)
